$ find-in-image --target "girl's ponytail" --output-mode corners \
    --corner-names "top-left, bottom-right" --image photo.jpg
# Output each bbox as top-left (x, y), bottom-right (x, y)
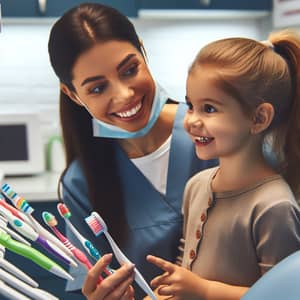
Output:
top-left (269, 30), bottom-right (300, 198)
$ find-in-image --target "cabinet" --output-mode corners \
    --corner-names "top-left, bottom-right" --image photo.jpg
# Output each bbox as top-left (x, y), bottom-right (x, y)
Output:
top-left (139, 0), bottom-right (272, 11)
top-left (1, 0), bottom-right (137, 17)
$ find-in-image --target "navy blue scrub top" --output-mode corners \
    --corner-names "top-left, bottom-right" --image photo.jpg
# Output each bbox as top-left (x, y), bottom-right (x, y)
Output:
top-left (61, 102), bottom-right (218, 299)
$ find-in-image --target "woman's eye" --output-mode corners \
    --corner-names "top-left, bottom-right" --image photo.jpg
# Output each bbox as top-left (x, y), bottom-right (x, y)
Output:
top-left (122, 64), bottom-right (138, 77)
top-left (89, 83), bottom-right (107, 94)
top-left (204, 104), bottom-right (216, 113)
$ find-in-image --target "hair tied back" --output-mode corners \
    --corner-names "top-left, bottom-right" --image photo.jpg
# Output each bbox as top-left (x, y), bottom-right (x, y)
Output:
top-left (261, 40), bottom-right (275, 51)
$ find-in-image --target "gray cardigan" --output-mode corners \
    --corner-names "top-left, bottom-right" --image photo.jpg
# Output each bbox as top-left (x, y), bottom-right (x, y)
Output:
top-left (182, 167), bottom-right (300, 286)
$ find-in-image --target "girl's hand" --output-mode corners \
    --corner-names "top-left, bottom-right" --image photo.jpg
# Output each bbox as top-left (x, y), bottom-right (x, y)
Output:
top-left (82, 253), bottom-right (135, 300)
top-left (147, 255), bottom-right (207, 300)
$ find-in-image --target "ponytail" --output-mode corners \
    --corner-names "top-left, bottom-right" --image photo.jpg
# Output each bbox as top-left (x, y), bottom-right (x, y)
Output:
top-left (269, 30), bottom-right (300, 198)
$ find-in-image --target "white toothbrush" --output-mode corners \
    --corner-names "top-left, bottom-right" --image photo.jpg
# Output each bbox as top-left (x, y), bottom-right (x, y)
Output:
top-left (1, 183), bottom-right (73, 258)
top-left (85, 211), bottom-right (157, 300)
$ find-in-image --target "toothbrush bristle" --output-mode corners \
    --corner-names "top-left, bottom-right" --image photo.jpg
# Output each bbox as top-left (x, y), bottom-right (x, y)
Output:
top-left (85, 214), bottom-right (104, 236)
top-left (1, 183), bottom-right (34, 214)
top-left (57, 203), bottom-right (71, 218)
top-left (42, 212), bottom-right (58, 227)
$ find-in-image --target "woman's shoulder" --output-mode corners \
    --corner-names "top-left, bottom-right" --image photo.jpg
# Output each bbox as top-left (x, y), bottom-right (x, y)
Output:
top-left (62, 160), bottom-right (85, 187)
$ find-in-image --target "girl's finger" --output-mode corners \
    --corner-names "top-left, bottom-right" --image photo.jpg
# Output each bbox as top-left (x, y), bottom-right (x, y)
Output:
top-left (82, 253), bottom-right (113, 296)
top-left (147, 255), bottom-right (175, 273)
top-left (157, 285), bottom-right (175, 296)
top-left (150, 272), bottom-right (170, 288)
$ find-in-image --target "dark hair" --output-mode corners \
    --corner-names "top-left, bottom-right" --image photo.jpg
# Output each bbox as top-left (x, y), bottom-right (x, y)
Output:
top-left (48, 2), bottom-right (144, 244)
top-left (189, 30), bottom-right (300, 198)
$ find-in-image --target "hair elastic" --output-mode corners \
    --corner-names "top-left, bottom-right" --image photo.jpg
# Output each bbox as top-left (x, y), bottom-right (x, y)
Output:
top-left (261, 40), bottom-right (274, 50)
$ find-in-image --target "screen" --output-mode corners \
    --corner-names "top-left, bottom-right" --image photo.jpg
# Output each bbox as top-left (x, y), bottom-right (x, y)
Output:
top-left (0, 124), bottom-right (29, 161)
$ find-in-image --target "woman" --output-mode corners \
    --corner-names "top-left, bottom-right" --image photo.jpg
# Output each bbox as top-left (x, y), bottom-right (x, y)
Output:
top-left (48, 3), bottom-right (216, 299)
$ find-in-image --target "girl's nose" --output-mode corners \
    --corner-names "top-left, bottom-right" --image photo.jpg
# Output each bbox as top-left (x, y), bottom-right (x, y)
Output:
top-left (185, 114), bottom-right (203, 129)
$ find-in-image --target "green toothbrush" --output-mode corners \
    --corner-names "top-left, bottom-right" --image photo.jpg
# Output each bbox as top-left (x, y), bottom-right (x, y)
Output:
top-left (0, 230), bottom-right (73, 281)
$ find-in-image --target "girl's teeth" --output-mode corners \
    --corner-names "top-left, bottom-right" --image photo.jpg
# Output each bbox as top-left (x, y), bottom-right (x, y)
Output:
top-left (116, 102), bottom-right (142, 118)
top-left (196, 136), bottom-right (211, 143)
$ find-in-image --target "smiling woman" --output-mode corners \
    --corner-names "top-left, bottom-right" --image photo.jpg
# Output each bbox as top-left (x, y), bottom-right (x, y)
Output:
top-left (47, 2), bottom-right (217, 299)
top-left (61, 41), bottom-right (155, 132)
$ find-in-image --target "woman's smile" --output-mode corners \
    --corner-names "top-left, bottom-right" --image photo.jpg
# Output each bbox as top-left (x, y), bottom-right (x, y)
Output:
top-left (113, 97), bottom-right (144, 121)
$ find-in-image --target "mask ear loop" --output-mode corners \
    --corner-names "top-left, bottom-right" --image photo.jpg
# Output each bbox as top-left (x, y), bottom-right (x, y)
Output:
top-left (73, 93), bottom-right (96, 119)
top-left (139, 39), bottom-right (148, 63)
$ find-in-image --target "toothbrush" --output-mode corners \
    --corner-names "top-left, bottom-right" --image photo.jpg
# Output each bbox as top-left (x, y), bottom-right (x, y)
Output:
top-left (0, 280), bottom-right (31, 300)
top-left (0, 256), bottom-right (38, 288)
top-left (0, 268), bottom-right (59, 300)
top-left (1, 183), bottom-right (73, 258)
top-left (56, 203), bottom-right (111, 273)
top-left (0, 218), bottom-right (38, 287)
top-left (0, 244), bottom-right (37, 288)
top-left (0, 230), bottom-right (73, 281)
top-left (42, 211), bottom-right (95, 272)
top-left (0, 215), bottom-right (31, 246)
top-left (0, 198), bottom-right (31, 224)
top-left (0, 205), bottom-right (77, 267)
top-left (85, 212), bottom-right (157, 300)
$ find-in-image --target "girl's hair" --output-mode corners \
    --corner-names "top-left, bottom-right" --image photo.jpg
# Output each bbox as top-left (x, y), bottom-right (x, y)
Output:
top-left (189, 30), bottom-right (300, 198)
top-left (48, 3), bottom-right (145, 244)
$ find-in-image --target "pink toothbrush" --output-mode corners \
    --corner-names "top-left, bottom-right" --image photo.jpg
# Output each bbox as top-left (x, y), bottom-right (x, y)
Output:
top-left (42, 211), bottom-right (96, 272)
top-left (57, 203), bottom-right (112, 276)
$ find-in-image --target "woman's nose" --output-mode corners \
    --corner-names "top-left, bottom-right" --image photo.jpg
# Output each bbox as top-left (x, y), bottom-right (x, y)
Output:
top-left (111, 82), bottom-right (134, 103)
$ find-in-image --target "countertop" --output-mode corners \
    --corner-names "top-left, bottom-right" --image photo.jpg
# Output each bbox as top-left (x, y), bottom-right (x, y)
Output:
top-left (3, 171), bottom-right (61, 202)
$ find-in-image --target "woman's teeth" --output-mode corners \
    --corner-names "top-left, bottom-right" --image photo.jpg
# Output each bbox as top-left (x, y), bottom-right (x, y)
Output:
top-left (115, 102), bottom-right (142, 118)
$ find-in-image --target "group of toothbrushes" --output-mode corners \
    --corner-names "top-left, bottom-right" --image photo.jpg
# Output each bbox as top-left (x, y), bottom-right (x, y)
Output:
top-left (0, 183), bottom-right (157, 300)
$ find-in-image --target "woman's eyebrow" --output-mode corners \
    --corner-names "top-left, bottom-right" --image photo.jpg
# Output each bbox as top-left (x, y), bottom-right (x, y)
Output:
top-left (116, 53), bottom-right (136, 71)
top-left (80, 54), bottom-right (137, 87)
top-left (81, 75), bottom-right (104, 86)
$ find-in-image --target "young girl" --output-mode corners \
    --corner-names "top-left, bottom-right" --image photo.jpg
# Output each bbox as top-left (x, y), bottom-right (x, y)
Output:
top-left (146, 30), bottom-right (300, 299)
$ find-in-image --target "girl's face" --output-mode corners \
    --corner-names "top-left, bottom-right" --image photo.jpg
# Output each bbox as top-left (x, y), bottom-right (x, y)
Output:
top-left (66, 40), bottom-right (155, 132)
top-left (184, 67), bottom-right (253, 161)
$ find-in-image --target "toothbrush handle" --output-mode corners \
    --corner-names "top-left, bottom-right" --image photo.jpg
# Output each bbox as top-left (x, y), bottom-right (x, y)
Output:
top-left (66, 219), bottom-right (112, 275)
top-left (133, 268), bottom-right (157, 300)
top-left (83, 239), bottom-right (100, 260)
top-left (105, 232), bottom-right (131, 264)
top-left (83, 240), bottom-right (113, 275)
top-left (104, 232), bottom-right (156, 299)
top-left (50, 227), bottom-right (104, 280)
top-left (36, 236), bottom-right (76, 267)
top-left (71, 248), bottom-right (93, 269)
top-left (30, 216), bottom-right (73, 257)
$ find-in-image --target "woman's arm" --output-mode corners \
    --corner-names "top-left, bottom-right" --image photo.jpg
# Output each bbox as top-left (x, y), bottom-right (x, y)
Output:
top-left (147, 255), bottom-right (248, 300)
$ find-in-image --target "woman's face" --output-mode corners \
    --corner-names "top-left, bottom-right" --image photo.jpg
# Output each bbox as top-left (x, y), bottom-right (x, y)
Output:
top-left (67, 40), bottom-right (155, 132)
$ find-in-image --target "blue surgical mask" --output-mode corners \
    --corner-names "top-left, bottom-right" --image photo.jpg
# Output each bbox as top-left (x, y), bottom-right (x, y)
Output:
top-left (73, 82), bottom-right (168, 139)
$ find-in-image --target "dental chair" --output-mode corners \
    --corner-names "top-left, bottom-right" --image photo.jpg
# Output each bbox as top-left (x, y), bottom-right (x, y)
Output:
top-left (242, 250), bottom-right (300, 300)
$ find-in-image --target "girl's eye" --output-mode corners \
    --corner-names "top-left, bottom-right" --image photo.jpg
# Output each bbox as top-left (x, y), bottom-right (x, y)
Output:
top-left (186, 101), bottom-right (193, 111)
top-left (204, 104), bottom-right (216, 113)
top-left (89, 83), bottom-right (107, 94)
top-left (122, 64), bottom-right (138, 77)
